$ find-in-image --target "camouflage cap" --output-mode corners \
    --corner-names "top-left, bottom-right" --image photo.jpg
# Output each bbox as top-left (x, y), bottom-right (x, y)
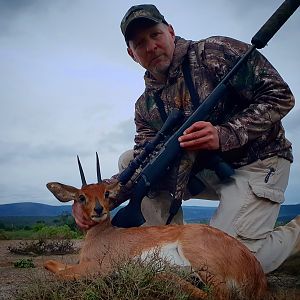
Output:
top-left (120, 4), bottom-right (168, 42)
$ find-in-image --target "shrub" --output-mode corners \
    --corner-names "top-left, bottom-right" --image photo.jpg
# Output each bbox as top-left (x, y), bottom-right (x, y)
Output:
top-left (14, 258), bottom-right (35, 268)
top-left (8, 238), bottom-right (79, 255)
top-left (14, 254), bottom-right (195, 300)
top-left (33, 224), bottom-right (81, 239)
top-left (0, 229), bottom-right (8, 240)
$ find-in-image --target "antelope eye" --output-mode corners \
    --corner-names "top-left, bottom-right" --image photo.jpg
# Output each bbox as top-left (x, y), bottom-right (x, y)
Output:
top-left (104, 191), bottom-right (110, 198)
top-left (79, 195), bottom-right (86, 203)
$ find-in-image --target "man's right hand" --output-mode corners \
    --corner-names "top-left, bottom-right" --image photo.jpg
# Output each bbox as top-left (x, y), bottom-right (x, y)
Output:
top-left (178, 121), bottom-right (220, 151)
top-left (72, 201), bottom-right (97, 230)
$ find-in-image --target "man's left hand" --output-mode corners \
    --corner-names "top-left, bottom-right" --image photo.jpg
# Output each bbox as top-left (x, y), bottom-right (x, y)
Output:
top-left (178, 121), bottom-right (220, 151)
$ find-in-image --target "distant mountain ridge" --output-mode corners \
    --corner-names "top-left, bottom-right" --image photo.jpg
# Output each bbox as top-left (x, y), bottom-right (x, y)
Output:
top-left (0, 202), bottom-right (299, 223)
top-left (0, 202), bottom-right (72, 217)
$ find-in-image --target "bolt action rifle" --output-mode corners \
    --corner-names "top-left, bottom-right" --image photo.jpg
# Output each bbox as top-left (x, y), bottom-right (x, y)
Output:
top-left (111, 0), bottom-right (300, 228)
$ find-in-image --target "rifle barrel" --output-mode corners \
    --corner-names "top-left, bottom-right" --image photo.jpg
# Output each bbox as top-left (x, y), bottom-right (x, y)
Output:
top-left (251, 0), bottom-right (300, 49)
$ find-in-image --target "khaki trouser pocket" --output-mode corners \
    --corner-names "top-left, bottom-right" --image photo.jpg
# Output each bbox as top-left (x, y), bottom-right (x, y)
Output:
top-left (248, 156), bottom-right (289, 203)
top-left (233, 156), bottom-right (290, 249)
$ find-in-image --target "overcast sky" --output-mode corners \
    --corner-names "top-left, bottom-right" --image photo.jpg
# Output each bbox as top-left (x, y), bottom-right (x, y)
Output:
top-left (0, 0), bottom-right (299, 207)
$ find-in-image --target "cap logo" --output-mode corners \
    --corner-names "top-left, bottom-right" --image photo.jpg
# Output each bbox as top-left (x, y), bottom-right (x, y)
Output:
top-left (130, 10), bottom-right (153, 20)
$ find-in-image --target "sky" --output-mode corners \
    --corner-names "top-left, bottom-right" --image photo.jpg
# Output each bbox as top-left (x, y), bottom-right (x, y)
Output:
top-left (0, 0), bottom-right (299, 207)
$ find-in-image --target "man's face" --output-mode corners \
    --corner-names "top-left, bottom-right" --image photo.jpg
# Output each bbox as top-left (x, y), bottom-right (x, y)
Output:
top-left (127, 22), bottom-right (175, 81)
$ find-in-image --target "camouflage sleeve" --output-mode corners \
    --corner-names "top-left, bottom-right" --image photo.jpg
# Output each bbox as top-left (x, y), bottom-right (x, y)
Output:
top-left (205, 37), bottom-right (295, 152)
top-left (133, 94), bottom-right (157, 156)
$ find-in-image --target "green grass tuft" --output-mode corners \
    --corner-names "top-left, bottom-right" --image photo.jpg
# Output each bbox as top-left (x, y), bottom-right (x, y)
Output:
top-left (14, 254), bottom-right (199, 300)
top-left (14, 258), bottom-right (35, 269)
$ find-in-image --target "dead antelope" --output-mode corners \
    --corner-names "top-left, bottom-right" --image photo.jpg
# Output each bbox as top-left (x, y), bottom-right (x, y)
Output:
top-left (44, 154), bottom-right (267, 299)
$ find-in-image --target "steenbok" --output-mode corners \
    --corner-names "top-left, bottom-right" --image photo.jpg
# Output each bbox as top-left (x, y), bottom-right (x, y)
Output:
top-left (44, 154), bottom-right (267, 300)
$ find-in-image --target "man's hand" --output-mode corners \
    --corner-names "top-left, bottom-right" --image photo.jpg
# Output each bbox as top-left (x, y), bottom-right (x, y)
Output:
top-left (72, 201), bottom-right (97, 230)
top-left (178, 121), bottom-right (220, 151)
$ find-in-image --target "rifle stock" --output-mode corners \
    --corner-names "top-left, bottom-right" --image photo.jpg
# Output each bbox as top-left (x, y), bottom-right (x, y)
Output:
top-left (111, 0), bottom-right (300, 228)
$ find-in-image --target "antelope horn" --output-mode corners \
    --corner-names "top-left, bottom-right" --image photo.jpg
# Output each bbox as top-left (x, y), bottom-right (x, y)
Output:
top-left (96, 152), bottom-right (102, 183)
top-left (77, 155), bottom-right (87, 187)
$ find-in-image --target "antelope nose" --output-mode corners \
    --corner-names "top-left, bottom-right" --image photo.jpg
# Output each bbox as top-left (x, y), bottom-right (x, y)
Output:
top-left (94, 206), bottom-right (103, 215)
top-left (94, 200), bottom-right (103, 215)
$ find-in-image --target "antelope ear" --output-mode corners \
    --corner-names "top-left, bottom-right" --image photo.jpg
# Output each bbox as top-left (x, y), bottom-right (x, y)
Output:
top-left (46, 182), bottom-right (79, 203)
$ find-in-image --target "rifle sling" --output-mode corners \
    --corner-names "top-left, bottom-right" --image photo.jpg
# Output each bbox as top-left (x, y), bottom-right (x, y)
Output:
top-left (154, 91), bottom-right (168, 122)
top-left (182, 57), bottom-right (200, 111)
top-left (154, 56), bottom-right (200, 123)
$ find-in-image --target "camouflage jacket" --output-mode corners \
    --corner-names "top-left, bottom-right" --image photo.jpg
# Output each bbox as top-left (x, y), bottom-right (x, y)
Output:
top-left (134, 36), bottom-right (294, 163)
top-left (116, 36), bottom-right (294, 205)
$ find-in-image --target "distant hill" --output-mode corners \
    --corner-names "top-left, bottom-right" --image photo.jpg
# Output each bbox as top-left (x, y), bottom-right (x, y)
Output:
top-left (277, 204), bottom-right (300, 223)
top-left (183, 204), bottom-right (300, 223)
top-left (183, 206), bottom-right (216, 223)
top-left (0, 202), bottom-right (72, 217)
top-left (0, 202), bottom-right (299, 225)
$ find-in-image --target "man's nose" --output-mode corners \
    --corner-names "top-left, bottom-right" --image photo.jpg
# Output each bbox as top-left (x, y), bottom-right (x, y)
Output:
top-left (146, 39), bottom-right (157, 53)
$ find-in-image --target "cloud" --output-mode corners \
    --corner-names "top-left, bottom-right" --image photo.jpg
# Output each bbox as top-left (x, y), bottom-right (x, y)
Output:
top-left (0, 0), bottom-right (68, 37)
top-left (96, 119), bottom-right (135, 152)
top-left (284, 109), bottom-right (300, 134)
top-left (0, 140), bottom-right (81, 165)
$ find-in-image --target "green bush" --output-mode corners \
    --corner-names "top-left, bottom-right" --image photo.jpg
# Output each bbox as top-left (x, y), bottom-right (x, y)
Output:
top-left (0, 229), bottom-right (8, 240)
top-left (14, 258), bottom-right (35, 268)
top-left (33, 223), bottom-right (46, 232)
top-left (8, 238), bottom-right (79, 255)
top-left (35, 224), bottom-right (80, 239)
top-left (1, 224), bottom-right (82, 240)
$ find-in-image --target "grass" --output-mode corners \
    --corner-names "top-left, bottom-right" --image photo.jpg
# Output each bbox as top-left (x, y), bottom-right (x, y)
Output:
top-left (14, 258), bottom-right (35, 268)
top-left (8, 238), bottom-right (79, 256)
top-left (13, 255), bottom-right (195, 300)
top-left (1, 229), bottom-right (39, 240)
top-left (0, 225), bottom-right (82, 240)
top-left (10, 251), bottom-right (300, 300)
top-left (267, 254), bottom-right (300, 300)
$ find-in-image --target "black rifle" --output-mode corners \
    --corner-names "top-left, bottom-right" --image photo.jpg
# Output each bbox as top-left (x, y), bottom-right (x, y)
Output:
top-left (111, 0), bottom-right (300, 228)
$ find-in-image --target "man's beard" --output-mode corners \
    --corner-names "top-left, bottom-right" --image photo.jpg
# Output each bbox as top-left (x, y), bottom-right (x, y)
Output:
top-left (150, 60), bottom-right (171, 78)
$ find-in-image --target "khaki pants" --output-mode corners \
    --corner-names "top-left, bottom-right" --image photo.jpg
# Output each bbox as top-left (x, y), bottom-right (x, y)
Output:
top-left (118, 150), bottom-right (300, 273)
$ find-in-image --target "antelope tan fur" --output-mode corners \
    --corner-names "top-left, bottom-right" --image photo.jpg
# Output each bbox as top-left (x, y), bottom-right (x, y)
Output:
top-left (45, 178), bottom-right (267, 299)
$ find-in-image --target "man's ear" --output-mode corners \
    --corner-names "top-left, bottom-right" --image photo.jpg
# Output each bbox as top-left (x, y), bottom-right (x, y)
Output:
top-left (168, 24), bottom-right (175, 40)
top-left (127, 47), bottom-right (137, 62)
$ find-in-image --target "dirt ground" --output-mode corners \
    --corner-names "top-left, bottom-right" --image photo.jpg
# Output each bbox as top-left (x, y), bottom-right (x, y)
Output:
top-left (0, 240), bottom-right (82, 300)
top-left (0, 240), bottom-right (299, 300)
